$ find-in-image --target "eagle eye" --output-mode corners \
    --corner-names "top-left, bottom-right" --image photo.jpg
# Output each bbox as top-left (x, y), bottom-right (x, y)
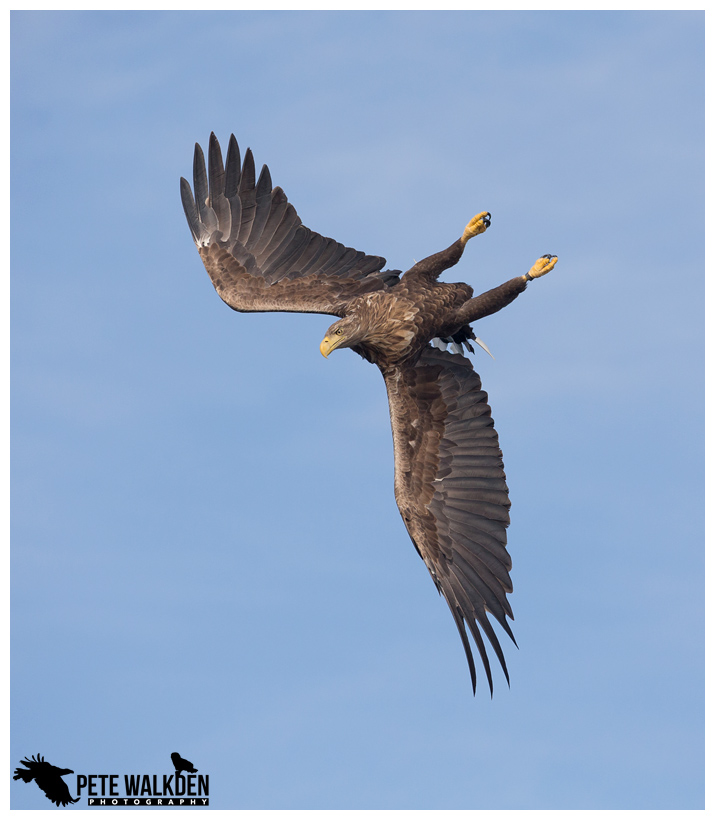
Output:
top-left (336, 328), bottom-right (344, 335)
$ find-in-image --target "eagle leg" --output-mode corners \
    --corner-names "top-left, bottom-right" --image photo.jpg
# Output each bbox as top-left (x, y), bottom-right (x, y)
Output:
top-left (403, 211), bottom-right (491, 282)
top-left (451, 253), bottom-right (559, 328)
top-left (461, 211), bottom-right (492, 243)
top-left (525, 254), bottom-right (558, 280)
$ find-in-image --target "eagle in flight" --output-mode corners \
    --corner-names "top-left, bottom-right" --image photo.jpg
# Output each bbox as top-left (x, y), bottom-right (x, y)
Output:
top-left (181, 134), bottom-right (558, 695)
top-left (13, 754), bottom-right (79, 807)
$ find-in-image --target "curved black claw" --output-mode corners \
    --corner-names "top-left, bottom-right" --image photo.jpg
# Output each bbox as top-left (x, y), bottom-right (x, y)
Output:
top-left (484, 212), bottom-right (492, 228)
top-left (540, 253), bottom-right (553, 260)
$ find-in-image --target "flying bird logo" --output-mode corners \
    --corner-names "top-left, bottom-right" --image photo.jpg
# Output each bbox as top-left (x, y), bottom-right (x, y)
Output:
top-left (13, 753), bottom-right (79, 807)
top-left (171, 752), bottom-right (198, 774)
top-left (181, 133), bottom-right (558, 695)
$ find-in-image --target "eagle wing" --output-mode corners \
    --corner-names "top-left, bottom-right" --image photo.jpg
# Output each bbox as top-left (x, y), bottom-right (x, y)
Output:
top-left (181, 134), bottom-right (400, 317)
top-left (38, 775), bottom-right (78, 807)
top-left (382, 346), bottom-right (515, 694)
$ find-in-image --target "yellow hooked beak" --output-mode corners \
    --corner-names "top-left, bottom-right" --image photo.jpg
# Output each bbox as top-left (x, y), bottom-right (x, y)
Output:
top-left (320, 334), bottom-right (342, 358)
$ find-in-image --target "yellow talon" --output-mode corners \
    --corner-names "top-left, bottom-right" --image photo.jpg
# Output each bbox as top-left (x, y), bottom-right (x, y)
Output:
top-left (526, 254), bottom-right (558, 280)
top-left (462, 211), bottom-right (491, 242)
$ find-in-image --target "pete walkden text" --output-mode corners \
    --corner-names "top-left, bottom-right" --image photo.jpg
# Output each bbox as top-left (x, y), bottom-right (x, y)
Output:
top-left (78, 773), bottom-right (209, 805)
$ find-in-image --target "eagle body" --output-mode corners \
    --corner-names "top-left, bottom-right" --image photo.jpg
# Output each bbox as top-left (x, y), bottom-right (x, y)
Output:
top-left (181, 133), bottom-right (558, 695)
top-left (339, 275), bottom-right (474, 366)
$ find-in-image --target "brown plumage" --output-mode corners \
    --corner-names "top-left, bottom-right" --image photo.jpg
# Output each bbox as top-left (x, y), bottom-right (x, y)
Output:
top-left (181, 133), bottom-right (558, 695)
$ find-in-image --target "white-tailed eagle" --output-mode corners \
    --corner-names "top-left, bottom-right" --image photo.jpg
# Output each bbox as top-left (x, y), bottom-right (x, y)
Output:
top-left (181, 134), bottom-right (558, 694)
top-left (13, 754), bottom-right (79, 807)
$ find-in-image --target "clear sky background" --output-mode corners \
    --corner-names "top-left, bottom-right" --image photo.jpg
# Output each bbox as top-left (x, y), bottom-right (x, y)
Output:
top-left (11, 10), bottom-right (704, 811)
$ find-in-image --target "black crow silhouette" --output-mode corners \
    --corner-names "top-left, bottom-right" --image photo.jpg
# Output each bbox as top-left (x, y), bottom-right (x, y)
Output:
top-left (171, 752), bottom-right (197, 774)
top-left (13, 753), bottom-right (79, 807)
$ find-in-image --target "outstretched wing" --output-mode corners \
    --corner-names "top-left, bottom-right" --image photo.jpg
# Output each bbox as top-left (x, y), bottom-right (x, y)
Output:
top-left (381, 346), bottom-right (515, 694)
top-left (181, 133), bottom-right (400, 317)
top-left (39, 777), bottom-right (78, 807)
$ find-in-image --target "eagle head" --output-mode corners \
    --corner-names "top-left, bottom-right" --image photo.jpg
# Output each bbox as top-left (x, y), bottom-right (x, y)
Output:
top-left (320, 316), bottom-right (363, 358)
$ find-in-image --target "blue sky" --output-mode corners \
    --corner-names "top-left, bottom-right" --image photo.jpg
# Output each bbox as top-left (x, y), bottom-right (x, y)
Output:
top-left (11, 10), bottom-right (703, 811)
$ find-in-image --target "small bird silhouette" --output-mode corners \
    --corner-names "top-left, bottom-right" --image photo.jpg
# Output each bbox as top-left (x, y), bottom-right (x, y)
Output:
top-left (13, 753), bottom-right (79, 807)
top-left (171, 752), bottom-right (197, 774)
